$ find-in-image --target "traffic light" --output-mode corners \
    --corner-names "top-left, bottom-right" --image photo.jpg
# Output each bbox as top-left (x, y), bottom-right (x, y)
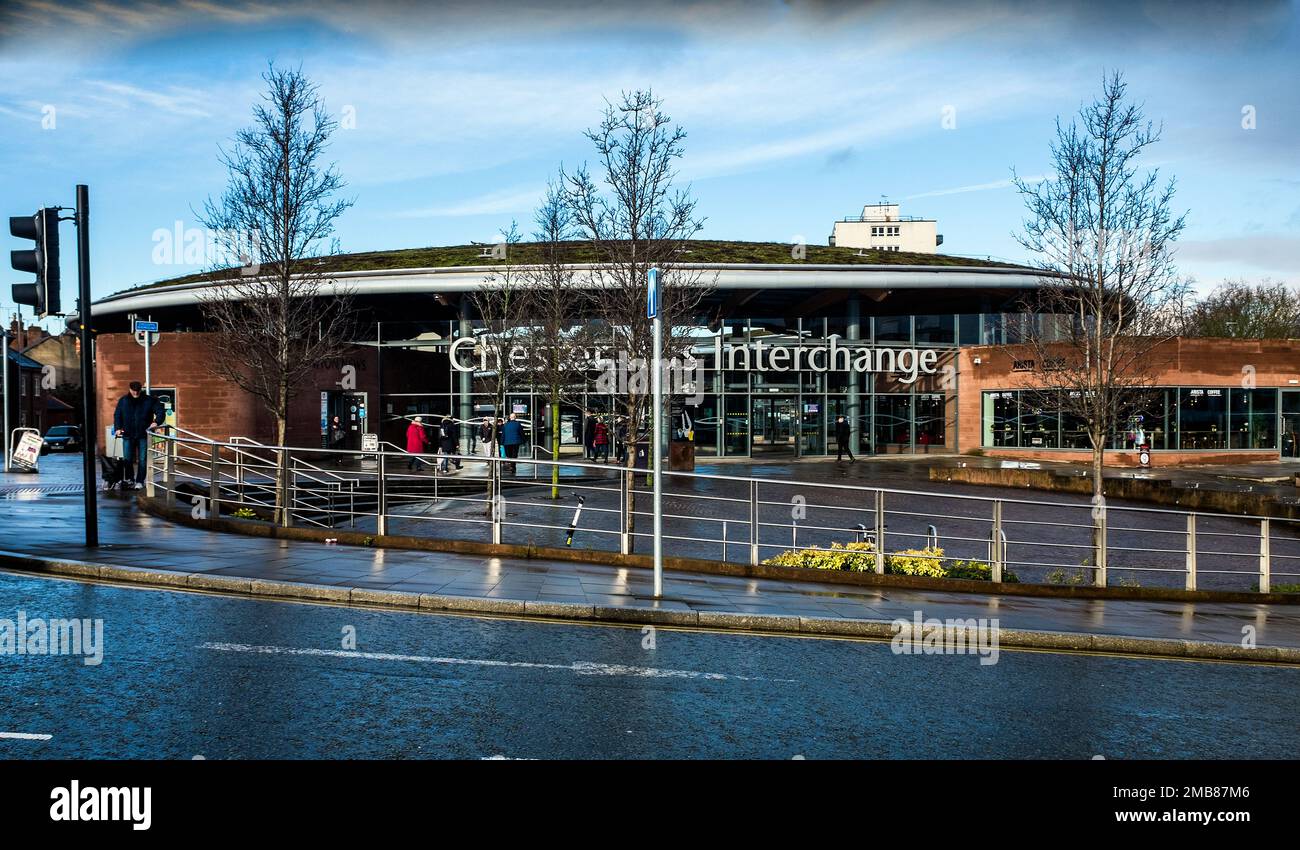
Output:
top-left (10, 207), bottom-right (61, 317)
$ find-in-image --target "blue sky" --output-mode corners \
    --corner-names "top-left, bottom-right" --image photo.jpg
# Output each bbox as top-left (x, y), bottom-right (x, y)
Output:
top-left (1, 0), bottom-right (1297, 331)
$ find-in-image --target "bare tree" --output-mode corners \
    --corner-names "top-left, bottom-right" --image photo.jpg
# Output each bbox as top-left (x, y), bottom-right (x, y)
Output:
top-left (1182, 278), bottom-right (1300, 339)
top-left (562, 89), bottom-right (711, 545)
top-left (1011, 71), bottom-right (1187, 500)
top-left (197, 64), bottom-right (356, 520)
top-left (519, 180), bottom-right (592, 498)
top-left (471, 222), bottom-right (528, 515)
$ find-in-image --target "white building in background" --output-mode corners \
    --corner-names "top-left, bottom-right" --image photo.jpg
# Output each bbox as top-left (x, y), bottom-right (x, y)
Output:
top-left (829, 203), bottom-right (942, 254)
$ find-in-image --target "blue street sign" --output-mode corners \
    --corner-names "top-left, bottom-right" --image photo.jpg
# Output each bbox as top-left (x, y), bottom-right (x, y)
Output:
top-left (134, 320), bottom-right (159, 333)
top-left (647, 268), bottom-right (659, 319)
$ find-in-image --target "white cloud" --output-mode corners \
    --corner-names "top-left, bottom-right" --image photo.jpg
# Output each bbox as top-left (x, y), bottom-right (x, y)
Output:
top-left (1177, 234), bottom-right (1300, 276)
top-left (905, 175), bottom-right (1046, 200)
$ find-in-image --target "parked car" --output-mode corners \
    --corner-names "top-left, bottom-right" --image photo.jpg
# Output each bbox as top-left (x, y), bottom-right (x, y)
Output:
top-left (42, 425), bottom-right (82, 453)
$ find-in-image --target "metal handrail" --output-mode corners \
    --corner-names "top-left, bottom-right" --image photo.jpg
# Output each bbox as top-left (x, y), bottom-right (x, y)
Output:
top-left (142, 430), bottom-right (1299, 594)
top-left (157, 430), bottom-right (1299, 525)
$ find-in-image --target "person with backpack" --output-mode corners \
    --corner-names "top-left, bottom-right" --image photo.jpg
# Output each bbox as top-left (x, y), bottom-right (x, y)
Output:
top-left (405, 416), bottom-right (429, 471)
top-left (834, 414), bottom-right (855, 463)
top-left (113, 381), bottom-right (164, 489)
top-left (439, 415), bottom-right (463, 473)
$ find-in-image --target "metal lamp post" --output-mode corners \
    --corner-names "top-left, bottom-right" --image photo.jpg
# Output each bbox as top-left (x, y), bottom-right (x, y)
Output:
top-left (649, 267), bottom-right (663, 598)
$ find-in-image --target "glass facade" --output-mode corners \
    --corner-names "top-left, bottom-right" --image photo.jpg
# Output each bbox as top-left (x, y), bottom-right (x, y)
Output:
top-left (983, 387), bottom-right (1288, 452)
top-left (375, 311), bottom-right (985, 457)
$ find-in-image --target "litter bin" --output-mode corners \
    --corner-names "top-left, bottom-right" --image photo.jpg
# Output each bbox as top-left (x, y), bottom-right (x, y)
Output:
top-left (633, 439), bottom-right (650, 470)
top-left (669, 439), bottom-right (695, 471)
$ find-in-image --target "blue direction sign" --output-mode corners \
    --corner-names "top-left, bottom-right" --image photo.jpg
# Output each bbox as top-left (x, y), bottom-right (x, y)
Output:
top-left (647, 268), bottom-right (659, 319)
top-left (133, 320), bottom-right (159, 333)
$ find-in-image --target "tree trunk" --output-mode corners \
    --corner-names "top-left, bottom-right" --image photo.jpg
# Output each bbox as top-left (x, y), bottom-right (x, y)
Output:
top-left (550, 397), bottom-right (560, 500)
top-left (275, 407), bottom-right (289, 525)
top-left (1092, 442), bottom-right (1105, 501)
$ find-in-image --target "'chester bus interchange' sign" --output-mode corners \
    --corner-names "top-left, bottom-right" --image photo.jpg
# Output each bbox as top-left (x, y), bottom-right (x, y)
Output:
top-left (449, 337), bottom-right (941, 385)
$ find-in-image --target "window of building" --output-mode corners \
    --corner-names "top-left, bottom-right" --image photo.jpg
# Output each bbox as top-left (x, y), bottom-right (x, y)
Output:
top-left (874, 394), bottom-right (912, 451)
top-left (983, 391), bottom-right (1018, 447)
top-left (1179, 388), bottom-right (1227, 450)
top-left (914, 314), bottom-right (955, 345)
top-left (1020, 396), bottom-right (1060, 448)
top-left (1230, 387), bottom-right (1278, 449)
top-left (915, 394), bottom-right (945, 449)
top-left (874, 315), bottom-right (911, 343)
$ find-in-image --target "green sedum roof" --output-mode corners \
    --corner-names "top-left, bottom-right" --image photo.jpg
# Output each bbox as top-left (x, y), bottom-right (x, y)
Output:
top-left (123, 239), bottom-right (1030, 292)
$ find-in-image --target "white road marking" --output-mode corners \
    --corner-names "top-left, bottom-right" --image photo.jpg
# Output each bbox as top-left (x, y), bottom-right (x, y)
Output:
top-left (0, 732), bottom-right (53, 741)
top-left (199, 642), bottom-right (786, 682)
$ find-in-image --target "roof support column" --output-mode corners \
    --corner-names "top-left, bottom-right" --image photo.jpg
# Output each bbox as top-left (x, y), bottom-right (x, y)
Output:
top-left (847, 294), bottom-right (862, 454)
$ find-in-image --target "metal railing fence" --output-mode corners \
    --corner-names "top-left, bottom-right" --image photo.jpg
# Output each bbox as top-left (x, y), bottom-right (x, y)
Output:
top-left (144, 430), bottom-right (1300, 593)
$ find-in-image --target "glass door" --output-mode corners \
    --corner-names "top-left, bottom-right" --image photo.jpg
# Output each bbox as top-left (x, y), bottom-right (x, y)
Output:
top-left (800, 399), bottom-right (824, 455)
top-left (1282, 391), bottom-right (1300, 460)
top-left (751, 396), bottom-right (797, 454)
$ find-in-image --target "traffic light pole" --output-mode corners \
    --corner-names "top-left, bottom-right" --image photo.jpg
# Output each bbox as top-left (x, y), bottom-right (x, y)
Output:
top-left (2, 325), bottom-right (9, 473)
top-left (76, 184), bottom-right (98, 547)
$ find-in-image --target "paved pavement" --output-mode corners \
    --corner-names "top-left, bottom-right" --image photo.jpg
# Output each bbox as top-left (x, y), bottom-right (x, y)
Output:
top-left (4, 454), bottom-right (1300, 650)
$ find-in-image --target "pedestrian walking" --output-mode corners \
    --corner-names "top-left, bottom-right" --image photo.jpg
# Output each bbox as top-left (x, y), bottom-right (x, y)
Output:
top-left (615, 418), bottom-right (628, 464)
top-left (439, 415), bottom-right (463, 473)
top-left (834, 414), bottom-right (855, 463)
top-left (479, 417), bottom-right (495, 461)
top-left (405, 416), bottom-right (429, 471)
top-left (328, 415), bottom-right (347, 465)
top-left (592, 417), bottom-right (610, 462)
top-left (502, 412), bottom-right (524, 474)
top-left (113, 380), bottom-right (164, 489)
top-left (583, 410), bottom-right (596, 460)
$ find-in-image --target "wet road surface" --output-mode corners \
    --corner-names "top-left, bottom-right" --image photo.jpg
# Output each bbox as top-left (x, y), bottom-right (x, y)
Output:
top-left (2, 570), bottom-right (1297, 759)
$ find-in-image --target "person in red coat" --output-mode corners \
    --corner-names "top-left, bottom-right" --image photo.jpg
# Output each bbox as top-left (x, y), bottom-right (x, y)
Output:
top-left (406, 416), bottom-right (429, 470)
top-left (592, 418), bottom-right (610, 462)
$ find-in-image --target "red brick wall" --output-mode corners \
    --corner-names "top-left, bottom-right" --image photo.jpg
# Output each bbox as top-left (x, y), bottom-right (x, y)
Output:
top-left (96, 333), bottom-right (258, 442)
top-left (957, 337), bottom-right (1300, 464)
top-left (96, 333), bottom-right (382, 446)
